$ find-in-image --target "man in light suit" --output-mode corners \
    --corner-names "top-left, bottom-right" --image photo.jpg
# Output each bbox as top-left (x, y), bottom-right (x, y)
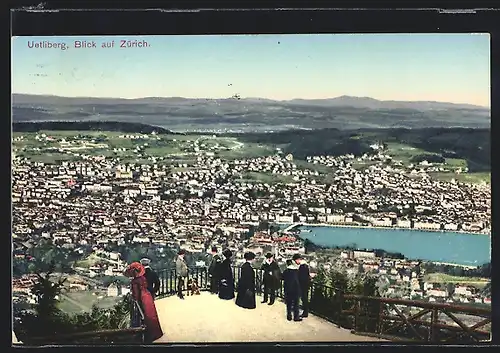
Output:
top-left (176, 249), bottom-right (188, 299)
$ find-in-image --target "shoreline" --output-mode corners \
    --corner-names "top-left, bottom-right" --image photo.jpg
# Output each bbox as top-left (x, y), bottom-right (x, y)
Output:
top-left (276, 222), bottom-right (490, 236)
top-left (275, 222), bottom-right (490, 268)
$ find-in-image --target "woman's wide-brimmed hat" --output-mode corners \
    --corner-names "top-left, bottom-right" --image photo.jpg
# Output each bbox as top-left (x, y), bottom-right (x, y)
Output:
top-left (222, 249), bottom-right (232, 258)
top-left (124, 262), bottom-right (146, 278)
top-left (244, 252), bottom-right (256, 260)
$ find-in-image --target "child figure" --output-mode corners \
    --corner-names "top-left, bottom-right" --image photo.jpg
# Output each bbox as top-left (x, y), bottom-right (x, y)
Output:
top-left (282, 259), bottom-right (302, 322)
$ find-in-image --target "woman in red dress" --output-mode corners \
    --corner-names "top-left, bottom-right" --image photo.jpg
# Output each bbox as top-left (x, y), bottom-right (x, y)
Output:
top-left (125, 262), bottom-right (164, 343)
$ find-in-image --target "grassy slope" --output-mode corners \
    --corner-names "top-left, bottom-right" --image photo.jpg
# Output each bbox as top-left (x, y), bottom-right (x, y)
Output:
top-left (423, 273), bottom-right (490, 288)
top-left (13, 129), bottom-right (490, 183)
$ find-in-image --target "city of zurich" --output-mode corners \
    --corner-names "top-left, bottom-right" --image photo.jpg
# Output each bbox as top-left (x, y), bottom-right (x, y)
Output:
top-left (11, 32), bottom-right (491, 345)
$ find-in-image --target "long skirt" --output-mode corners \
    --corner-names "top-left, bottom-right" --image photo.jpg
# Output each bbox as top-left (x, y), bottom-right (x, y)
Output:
top-left (218, 281), bottom-right (235, 300)
top-left (235, 289), bottom-right (256, 309)
top-left (140, 290), bottom-right (164, 342)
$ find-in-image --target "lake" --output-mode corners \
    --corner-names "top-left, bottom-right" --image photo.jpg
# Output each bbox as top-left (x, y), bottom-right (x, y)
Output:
top-left (297, 226), bottom-right (491, 266)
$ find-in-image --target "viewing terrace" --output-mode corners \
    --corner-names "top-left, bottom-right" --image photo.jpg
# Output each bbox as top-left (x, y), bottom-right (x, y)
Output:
top-left (154, 291), bottom-right (383, 343)
top-left (25, 267), bottom-right (491, 345)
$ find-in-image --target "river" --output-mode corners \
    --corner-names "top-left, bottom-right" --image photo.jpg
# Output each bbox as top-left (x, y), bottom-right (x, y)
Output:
top-left (295, 226), bottom-right (491, 266)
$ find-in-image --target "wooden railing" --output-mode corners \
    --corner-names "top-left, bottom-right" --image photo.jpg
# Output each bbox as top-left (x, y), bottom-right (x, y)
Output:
top-left (344, 294), bottom-right (491, 342)
top-left (309, 283), bottom-right (492, 343)
top-left (158, 266), bottom-right (491, 342)
top-left (24, 266), bottom-right (492, 344)
top-left (25, 296), bottom-right (146, 346)
top-left (29, 327), bottom-right (147, 345)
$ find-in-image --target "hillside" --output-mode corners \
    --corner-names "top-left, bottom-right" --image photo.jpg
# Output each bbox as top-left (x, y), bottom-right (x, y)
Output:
top-left (12, 121), bottom-right (490, 173)
top-left (12, 121), bottom-right (175, 134)
top-left (12, 94), bottom-right (490, 133)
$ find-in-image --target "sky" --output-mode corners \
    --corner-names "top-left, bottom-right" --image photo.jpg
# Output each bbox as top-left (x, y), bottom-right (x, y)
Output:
top-left (11, 34), bottom-right (490, 107)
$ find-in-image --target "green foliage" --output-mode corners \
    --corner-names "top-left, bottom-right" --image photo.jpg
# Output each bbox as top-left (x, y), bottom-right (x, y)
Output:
top-left (313, 265), bottom-right (328, 285)
top-left (310, 266), bottom-right (382, 333)
top-left (27, 266), bottom-right (66, 316)
top-left (13, 243), bottom-right (81, 277)
top-left (233, 127), bottom-right (490, 172)
top-left (257, 220), bottom-right (270, 232)
top-left (410, 153), bottom-right (445, 164)
top-left (99, 275), bottom-right (130, 287)
top-left (15, 271), bottom-right (132, 344)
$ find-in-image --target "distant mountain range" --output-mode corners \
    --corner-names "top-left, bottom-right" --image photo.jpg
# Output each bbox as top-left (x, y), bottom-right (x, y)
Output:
top-left (12, 94), bottom-right (490, 132)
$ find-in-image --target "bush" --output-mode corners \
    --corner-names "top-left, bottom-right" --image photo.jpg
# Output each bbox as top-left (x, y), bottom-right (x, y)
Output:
top-left (15, 271), bottom-right (132, 344)
top-left (310, 266), bottom-right (382, 332)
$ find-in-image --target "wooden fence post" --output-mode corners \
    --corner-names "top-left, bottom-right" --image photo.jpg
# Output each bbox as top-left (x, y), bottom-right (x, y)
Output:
top-left (430, 308), bottom-right (439, 342)
top-left (337, 290), bottom-right (343, 328)
top-left (354, 299), bottom-right (361, 332)
top-left (378, 300), bottom-right (384, 334)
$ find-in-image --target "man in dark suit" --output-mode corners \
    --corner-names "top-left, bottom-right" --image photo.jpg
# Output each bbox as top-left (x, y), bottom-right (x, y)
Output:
top-left (293, 253), bottom-right (310, 318)
top-left (282, 259), bottom-right (302, 322)
top-left (140, 258), bottom-right (161, 299)
top-left (208, 246), bottom-right (222, 294)
top-left (260, 252), bottom-right (281, 305)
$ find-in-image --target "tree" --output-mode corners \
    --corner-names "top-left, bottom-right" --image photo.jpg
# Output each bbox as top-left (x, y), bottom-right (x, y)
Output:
top-left (446, 283), bottom-right (455, 298)
top-left (303, 239), bottom-right (313, 254)
top-left (313, 265), bottom-right (328, 286)
top-left (31, 269), bottom-right (67, 318)
top-left (13, 258), bottom-right (28, 276)
top-left (27, 263), bottom-right (37, 273)
top-left (245, 225), bottom-right (256, 239)
top-left (257, 220), bottom-right (270, 232)
top-left (329, 269), bottom-right (349, 291)
top-left (269, 224), bottom-right (280, 235)
top-left (479, 262), bottom-right (491, 277)
top-left (16, 278), bottom-right (132, 344)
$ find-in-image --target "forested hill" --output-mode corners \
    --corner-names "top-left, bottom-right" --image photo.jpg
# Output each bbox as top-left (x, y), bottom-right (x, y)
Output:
top-left (12, 121), bottom-right (490, 173)
top-left (225, 127), bottom-right (490, 172)
top-left (12, 121), bottom-right (175, 134)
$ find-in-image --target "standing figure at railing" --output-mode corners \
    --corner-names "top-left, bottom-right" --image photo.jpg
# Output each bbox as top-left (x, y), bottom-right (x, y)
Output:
top-left (282, 259), bottom-right (302, 322)
top-left (293, 253), bottom-right (311, 318)
top-left (176, 249), bottom-right (188, 300)
top-left (260, 252), bottom-right (282, 305)
top-left (141, 258), bottom-right (160, 300)
top-left (218, 249), bottom-right (235, 300)
top-left (125, 262), bottom-right (164, 343)
top-left (208, 246), bottom-right (222, 295)
top-left (235, 252), bottom-right (257, 309)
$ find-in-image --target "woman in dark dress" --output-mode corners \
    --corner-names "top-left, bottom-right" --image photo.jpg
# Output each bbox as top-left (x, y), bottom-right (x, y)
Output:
top-left (218, 249), bottom-right (235, 300)
top-left (236, 252), bottom-right (257, 309)
top-left (125, 262), bottom-right (164, 343)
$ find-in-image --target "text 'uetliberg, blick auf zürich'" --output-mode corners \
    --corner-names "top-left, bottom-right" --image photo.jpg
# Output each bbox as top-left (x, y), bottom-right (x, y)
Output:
top-left (27, 39), bottom-right (150, 50)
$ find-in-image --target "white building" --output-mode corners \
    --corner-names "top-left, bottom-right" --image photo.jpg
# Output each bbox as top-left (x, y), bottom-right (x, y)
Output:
top-left (444, 223), bottom-right (459, 231)
top-left (372, 218), bottom-right (392, 227)
top-left (107, 283), bottom-right (121, 297)
top-left (427, 288), bottom-right (447, 297)
top-left (455, 286), bottom-right (473, 296)
top-left (276, 215), bottom-right (294, 224)
top-left (327, 214), bottom-right (345, 223)
top-left (397, 220), bottom-right (412, 228)
top-left (414, 222), bottom-right (441, 231)
top-left (353, 250), bottom-right (376, 259)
